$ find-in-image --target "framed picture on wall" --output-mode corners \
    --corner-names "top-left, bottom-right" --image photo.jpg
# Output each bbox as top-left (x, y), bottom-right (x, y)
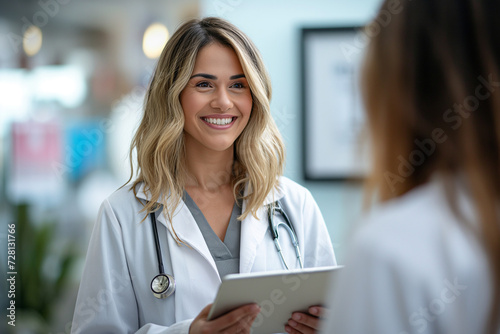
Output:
top-left (301, 26), bottom-right (369, 181)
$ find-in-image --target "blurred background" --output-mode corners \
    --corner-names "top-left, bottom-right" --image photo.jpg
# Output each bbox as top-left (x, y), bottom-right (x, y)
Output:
top-left (0, 0), bottom-right (381, 332)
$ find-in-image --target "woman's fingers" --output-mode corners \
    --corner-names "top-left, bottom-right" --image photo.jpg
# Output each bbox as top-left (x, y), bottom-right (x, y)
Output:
top-left (220, 314), bottom-right (260, 334)
top-left (190, 303), bottom-right (261, 334)
top-left (285, 306), bottom-right (328, 333)
top-left (308, 306), bottom-right (328, 318)
top-left (286, 313), bottom-right (319, 334)
top-left (211, 303), bottom-right (261, 330)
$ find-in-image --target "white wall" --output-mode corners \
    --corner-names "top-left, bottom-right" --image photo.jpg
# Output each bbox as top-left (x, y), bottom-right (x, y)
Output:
top-left (201, 0), bottom-right (382, 262)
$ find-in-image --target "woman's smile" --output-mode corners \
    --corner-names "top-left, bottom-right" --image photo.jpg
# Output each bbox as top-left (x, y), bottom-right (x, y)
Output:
top-left (201, 115), bottom-right (238, 129)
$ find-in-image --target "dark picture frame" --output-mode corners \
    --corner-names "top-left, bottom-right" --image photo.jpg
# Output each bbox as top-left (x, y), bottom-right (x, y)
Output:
top-left (301, 26), bottom-right (369, 181)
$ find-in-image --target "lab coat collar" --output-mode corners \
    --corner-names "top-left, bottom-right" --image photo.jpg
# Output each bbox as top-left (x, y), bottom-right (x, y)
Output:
top-left (134, 182), bottom-right (157, 203)
top-left (134, 179), bottom-right (285, 275)
top-left (243, 179), bottom-right (285, 207)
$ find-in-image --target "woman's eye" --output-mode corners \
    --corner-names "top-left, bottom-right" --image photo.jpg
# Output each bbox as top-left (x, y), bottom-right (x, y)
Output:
top-left (231, 82), bottom-right (245, 89)
top-left (196, 81), bottom-right (211, 88)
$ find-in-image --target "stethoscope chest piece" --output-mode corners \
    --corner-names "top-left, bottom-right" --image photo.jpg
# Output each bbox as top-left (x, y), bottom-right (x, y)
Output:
top-left (151, 273), bottom-right (175, 299)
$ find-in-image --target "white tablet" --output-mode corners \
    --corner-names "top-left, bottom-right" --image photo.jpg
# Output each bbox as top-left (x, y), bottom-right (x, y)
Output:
top-left (207, 266), bottom-right (343, 334)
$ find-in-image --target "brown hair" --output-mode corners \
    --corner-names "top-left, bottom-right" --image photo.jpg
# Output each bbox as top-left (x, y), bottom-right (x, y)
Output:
top-left (363, 0), bottom-right (500, 331)
top-left (127, 17), bottom-right (285, 241)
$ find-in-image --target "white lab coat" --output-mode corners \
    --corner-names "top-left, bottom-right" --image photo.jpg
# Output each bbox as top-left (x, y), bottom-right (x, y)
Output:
top-left (321, 177), bottom-right (495, 334)
top-left (72, 176), bottom-right (336, 334)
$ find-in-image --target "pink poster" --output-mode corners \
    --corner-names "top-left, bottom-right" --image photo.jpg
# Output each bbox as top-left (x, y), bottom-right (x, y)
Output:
top-left (9, 121), bottom-right (65, 205)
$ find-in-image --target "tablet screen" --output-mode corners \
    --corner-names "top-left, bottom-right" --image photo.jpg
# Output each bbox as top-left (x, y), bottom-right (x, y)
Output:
top-left (207, 266), bottom-right (342, 334)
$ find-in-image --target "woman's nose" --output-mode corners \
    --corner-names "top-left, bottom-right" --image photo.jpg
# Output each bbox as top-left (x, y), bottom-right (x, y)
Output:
top-left (210, 89), bottom-right (234, 112)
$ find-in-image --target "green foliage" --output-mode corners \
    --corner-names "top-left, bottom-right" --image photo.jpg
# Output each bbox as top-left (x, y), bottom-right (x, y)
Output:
top-left (15, 203), bottom-right (78, 324)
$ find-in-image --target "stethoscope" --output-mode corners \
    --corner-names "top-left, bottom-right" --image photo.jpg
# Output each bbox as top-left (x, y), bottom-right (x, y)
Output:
top-left (149, 200), bottom-right (303, 299)
top-left (267, 200), bottom-right (304, 270)
top-left (149, 211), bottom-right (176, 299)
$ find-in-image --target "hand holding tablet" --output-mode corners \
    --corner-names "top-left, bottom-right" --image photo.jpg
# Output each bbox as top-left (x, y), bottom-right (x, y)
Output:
top-left (207, 266), bottom-right (343, 334)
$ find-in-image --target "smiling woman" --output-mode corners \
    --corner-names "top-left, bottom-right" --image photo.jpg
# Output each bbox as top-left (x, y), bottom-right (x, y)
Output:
top-left (71, 17), bottom-right (336, 334)
top-left (180, 43), bottom-right (252, 154)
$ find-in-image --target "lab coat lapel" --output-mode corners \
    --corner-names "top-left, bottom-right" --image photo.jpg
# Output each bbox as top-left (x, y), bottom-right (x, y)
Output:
top-left (135, 183), bottom-right (219, 278)
top-left (239, 182), bottom-right (285, 274)
top-left (157, 203), bottom-right (219, 277)
top-left (157, 206), bottom-right (221, 320)
top-left (239, 207), bottom-right (268, 273)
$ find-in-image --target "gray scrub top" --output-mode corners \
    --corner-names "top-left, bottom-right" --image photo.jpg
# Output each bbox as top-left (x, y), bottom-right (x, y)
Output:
top-left (183, 191), bottom-right (241, 278)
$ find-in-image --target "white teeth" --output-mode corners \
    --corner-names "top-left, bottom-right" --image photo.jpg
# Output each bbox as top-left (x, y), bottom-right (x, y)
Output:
top-left (203, 117), bottom-right (233, 125)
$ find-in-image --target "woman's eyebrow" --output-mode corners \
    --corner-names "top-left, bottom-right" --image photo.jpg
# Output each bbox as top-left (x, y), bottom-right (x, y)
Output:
top-left (229, 74), bottom-right (245, 80)
top-left (190, 73), bottom-right (216, 80)
top-left (189, 73), bottom-right (246, 80)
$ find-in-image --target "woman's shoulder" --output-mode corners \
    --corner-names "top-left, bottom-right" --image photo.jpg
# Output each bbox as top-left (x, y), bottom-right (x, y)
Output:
top-left (102, 183), bottom-right (145, 214)
top-left (338, 179), bottom-right (492, 332)
top-left (106, 183), bottom-right (137, 202)
top-left (354, 181), bottom-right (451, 248)
top-left (274, 176), bottom-right (317, 204)
top-left (94, 183), bottom-right (150, 232)
top-left (358, 178), bottom-right (467, 237)
top-left (277, 176), bottom-right (310, 195)
top-left (348, 178), bottom-right (486, 278)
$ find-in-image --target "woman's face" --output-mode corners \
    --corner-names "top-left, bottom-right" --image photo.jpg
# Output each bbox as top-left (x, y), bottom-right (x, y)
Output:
top-left (180, 43), bottom-right (253, 154)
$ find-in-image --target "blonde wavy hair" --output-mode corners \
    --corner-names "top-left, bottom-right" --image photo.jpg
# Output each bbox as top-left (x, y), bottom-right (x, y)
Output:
top-left (127, 17), bottom-right (285, 237)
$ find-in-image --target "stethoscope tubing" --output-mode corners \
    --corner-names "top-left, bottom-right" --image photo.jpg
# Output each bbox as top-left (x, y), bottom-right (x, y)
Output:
top-left (150, 212), bottom-right (165, 274)
top-left (149, 199), bottom-right (303, 299)
top-left (267, 201), bottom-right (304, 270)
top-left (150, 211), bottom-right (176, 299)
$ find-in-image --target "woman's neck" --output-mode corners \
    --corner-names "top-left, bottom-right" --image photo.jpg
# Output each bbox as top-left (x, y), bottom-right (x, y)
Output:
top-left (184, 144), bottom-right (234, 191)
